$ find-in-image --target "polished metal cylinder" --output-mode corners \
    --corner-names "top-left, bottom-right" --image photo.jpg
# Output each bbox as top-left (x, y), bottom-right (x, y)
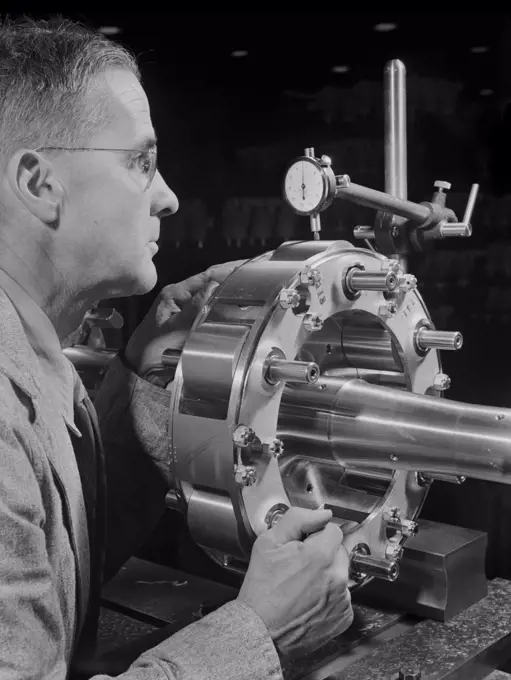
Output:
top-left (351, 551), bottom-right (399, 581)
top-left (353, 226), bottom-right (375, 240)
top-left (346, 269), bottom-right (398, 293)
top-left (341, 318), bottom-right (403, 372)
top-left (384, 59), bottom-right (407, 201)
top-left (439, 223), bottom-right (471, 238)
top-left (266, 358), bottom-right (319, 385)
top-left (335, 182), bottom-right (430, 223)
top-left (416, 328), bottom-right (463, 351)
top-left (278, 377), bottom-right (511, 485)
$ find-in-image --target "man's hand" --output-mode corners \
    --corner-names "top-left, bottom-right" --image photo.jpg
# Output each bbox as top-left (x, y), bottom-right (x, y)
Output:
top-left (124, 260), bottom-right (245, 379)
top-left (237, 507), bottom-right (354, 659)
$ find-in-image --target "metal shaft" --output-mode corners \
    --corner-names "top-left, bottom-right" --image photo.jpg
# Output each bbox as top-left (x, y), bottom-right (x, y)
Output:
top-left (266, 359), bottom-right (319, 385)
top-left (278, 377), bottom-right (511, 485)
top-left (384, 59), bottom-right (407, 201)
top-left (335, 181), bottom-right (430, 223)
top-left (416, 328), bottom-right (463, 352)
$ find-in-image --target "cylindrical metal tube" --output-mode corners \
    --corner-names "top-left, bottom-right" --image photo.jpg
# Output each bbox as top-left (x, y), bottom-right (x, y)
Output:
top-left (439, 223), bottom-right (471, 238)
top-left (347, 269), bottom-right (398, 293)
top-left (341, 318), bottom-right (403, 372)
top-left (351, 552), bottom-right (399, 581)
top-left (278, 377), bottom-right (511, 485)
top-left (384, 59), bottom-right (407, 202)
top-left (463, 183), bottom-right (480, 224)
top-left (353, 226), bottom-right (375, 240)
top-left (335, 181), bottom-right (430, 223)
top-left (266, 359), bottom-right (319, 385)
top-left (416, 328), bottom-right (463, 352)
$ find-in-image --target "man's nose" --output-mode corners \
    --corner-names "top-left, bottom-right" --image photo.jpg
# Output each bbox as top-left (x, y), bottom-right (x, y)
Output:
top-left (151, 170), bottom-right (179, 218)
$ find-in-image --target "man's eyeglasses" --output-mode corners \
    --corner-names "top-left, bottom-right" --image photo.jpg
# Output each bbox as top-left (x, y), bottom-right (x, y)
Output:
top-left (35, 146), bottom-right (158, 192)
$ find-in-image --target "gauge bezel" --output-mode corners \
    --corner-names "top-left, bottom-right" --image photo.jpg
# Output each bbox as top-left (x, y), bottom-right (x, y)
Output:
top-left (283, 156), bottom-right (335, 216)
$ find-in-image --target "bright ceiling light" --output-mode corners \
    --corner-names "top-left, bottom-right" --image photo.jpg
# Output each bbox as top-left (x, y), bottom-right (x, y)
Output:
top-left (374, 22), bottom-right (397, 32)
top-left (470, 46), bottom-right (489, 54)
top-left (331, 65), bottom-right (350, 74)
top-left (98, 26), bottom-right (122, 35)
top-left (231, 50), bottom-right (248, 58)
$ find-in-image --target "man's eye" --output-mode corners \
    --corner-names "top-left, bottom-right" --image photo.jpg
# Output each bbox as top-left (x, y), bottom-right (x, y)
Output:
top-left (136, 153), bottom-right (151, 174)
top-left (128, 153), bottom-right (151, 174)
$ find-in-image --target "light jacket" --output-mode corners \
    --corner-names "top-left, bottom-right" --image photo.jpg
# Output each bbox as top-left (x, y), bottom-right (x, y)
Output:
top-left (0, 280), bottom-right (282, 680)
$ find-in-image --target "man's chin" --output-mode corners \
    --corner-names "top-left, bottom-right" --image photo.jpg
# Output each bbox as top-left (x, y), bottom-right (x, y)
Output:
top-left (105, 265), bottom-right (158, 299)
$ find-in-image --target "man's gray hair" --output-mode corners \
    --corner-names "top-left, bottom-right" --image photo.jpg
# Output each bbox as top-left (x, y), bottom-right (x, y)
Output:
top-left (0, 15), bottom-right (141, 161)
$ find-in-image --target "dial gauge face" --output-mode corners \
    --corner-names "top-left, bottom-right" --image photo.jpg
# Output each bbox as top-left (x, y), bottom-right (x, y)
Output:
top-left (284, 159), bottom-right (326, 214)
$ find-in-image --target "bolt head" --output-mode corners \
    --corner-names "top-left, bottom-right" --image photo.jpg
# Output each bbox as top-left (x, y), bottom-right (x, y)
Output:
top-left (320, 155), bottom-right (332, 166)
top-left (300, 266), bottom-right (321, 286)
top-left (385, 543), bottom-right (403, 560)
top-left (265, 438), bottom-right (284, 457)
top-left (433, 373), bottom-right (451, 391)
top-left (385, 259), bottom-right (401, 273)
top-left (303, 313), bottom-right (324, 332)
top-left (233, 425), bottom-right (256, 448)
top-left (279, 288), bottom-right (301, 309)
top-left (398, 274), bottom-right (417, 292)
top-left (235, 465), bottom-right (257, 486)
top-left (336, 174), bottom-right (350, 188)
top-left (378, 302), bottom-right (397, 320)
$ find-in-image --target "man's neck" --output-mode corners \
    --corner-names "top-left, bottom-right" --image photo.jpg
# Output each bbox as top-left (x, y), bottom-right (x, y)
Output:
top-left (0, 243), bottom-right (94, 343)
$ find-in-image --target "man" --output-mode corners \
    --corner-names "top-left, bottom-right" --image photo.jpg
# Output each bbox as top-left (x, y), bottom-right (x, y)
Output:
top-left (0, 15), bottom-right (354, 680)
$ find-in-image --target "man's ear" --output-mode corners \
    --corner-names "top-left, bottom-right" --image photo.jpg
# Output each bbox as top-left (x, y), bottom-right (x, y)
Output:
top-left (7, 149), bottom-right (64, 225)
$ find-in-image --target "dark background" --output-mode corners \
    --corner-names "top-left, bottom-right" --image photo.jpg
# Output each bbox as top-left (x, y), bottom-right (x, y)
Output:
top-left (7, 10), bottom-right (511, 582)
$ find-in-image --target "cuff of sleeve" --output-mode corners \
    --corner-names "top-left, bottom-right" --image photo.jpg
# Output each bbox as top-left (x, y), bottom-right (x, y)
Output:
top-left (144, 600), bottom-right (283, 680)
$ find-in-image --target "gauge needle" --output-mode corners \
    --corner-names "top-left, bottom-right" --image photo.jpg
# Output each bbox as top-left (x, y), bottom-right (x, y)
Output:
top-left (301, 163), bottom-right (306, 200)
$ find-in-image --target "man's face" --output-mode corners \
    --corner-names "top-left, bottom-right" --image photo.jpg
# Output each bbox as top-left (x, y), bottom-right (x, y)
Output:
top-left (56, 68), bottom-right (178, 298)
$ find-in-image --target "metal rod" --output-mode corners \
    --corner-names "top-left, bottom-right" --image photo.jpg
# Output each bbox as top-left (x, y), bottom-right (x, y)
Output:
top-left (336, 181), bottom-right (430, 223)
top-left (416, 329), bottom-right (463, 352)
top-left (266, 359), bottom-right (319, 385)
top-left (384, 59), bottom-right (407, 201)
top-left (463, 183), bottom-right (480, 224)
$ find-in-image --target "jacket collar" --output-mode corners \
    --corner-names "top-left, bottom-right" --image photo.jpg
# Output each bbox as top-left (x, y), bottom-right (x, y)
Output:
top-left (0, 270), bottom-right (80, 432)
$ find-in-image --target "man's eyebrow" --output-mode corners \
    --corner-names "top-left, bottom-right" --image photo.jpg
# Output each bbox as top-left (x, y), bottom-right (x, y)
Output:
top-left (134, 135), bottom-right (157, 151)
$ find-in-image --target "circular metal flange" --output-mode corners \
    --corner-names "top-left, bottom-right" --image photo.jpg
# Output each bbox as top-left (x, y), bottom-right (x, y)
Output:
top-left (168, 240), bottom-right (442, 586)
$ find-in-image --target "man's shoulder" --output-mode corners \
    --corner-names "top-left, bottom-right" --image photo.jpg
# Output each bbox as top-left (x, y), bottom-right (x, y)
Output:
top-left (0, 287), bottom-right (40, 400)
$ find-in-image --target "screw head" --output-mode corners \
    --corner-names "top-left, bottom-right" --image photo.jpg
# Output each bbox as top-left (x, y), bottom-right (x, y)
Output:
top-left (433, 373), bottom-right (451, 391)
top-left (265, 438), bottom-right (284, 457)
top-left (398, 274), bottom-right (417, 292)
top-left (303, 313), bottom-right (324, 332)
top-left (233, 425), bottom-right (256, 448)
top-left (434, 180), bottom-right (451, 191)
top-left (234, 465), bottom-right (257, 486)
top-left (279, 288), bottom-right (301, 309)
top-left (300, 266), bottom-right (321, 286)
top-left (378, 302), bottom-right (397, 319)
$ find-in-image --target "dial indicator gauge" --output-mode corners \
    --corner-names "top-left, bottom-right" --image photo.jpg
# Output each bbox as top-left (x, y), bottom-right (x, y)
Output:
top-left (284, 157), bottom-right (328, 215)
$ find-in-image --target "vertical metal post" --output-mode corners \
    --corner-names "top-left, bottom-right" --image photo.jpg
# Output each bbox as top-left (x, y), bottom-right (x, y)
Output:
top-left (384, 59), bottom-right (407, 269)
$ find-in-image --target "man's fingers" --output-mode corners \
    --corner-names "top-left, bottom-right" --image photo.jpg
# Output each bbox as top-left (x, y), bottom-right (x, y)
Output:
top-left (270, 507), bottom-right (333, 545)
top-left (303, 522), bottom-right (345, 561)
top-left (205, 259), bottom-right (246, 282)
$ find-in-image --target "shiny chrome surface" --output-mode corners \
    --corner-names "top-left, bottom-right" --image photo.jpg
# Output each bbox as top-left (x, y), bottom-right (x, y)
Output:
top-left (278, 375), bottom-right (511, 484)
top-left (169, 240), bottom-right (442, 586)
top-left (384, 59), bottom-right (407, 202)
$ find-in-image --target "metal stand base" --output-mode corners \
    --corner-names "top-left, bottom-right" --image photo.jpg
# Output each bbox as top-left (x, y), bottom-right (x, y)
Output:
top-left (354, 519), bottom-right (489, 621)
